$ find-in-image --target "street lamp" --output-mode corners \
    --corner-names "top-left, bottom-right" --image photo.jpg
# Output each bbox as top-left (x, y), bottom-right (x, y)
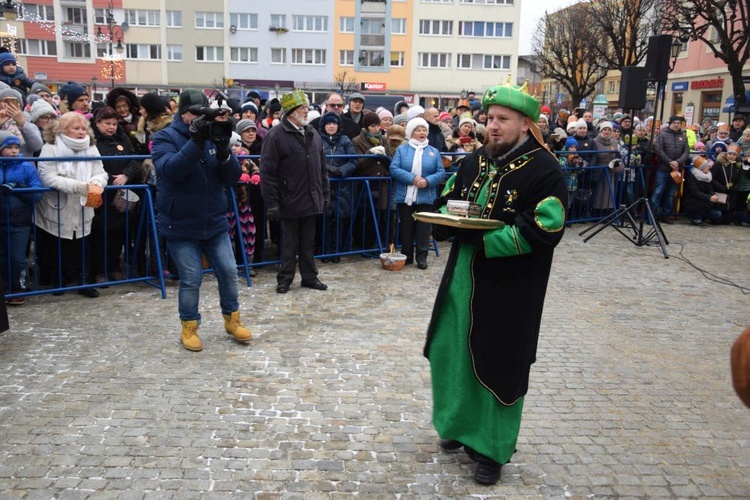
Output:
top-left (274, 83), bottom-right (280, 100)
top-left (669, 37), bottom-right (683, 72)
top-left (97, 1), bottom-right (124, 88)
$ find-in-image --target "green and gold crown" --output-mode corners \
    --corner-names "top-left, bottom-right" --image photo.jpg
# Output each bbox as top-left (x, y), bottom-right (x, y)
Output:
top-left (482, 75), bottom-right (540, 122)
top-left (280, 89), bottom-right (308, 113)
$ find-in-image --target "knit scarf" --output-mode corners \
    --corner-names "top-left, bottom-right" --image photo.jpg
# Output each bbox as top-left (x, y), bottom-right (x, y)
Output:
top-left (52, 134), bottom-right (96, 206)
top-left (404, 138), bottom-right (429, 206)
top-left (365, 130), bottom-right (382, 146)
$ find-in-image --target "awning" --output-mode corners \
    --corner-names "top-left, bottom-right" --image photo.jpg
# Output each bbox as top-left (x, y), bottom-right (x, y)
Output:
top-left (722, 91), bottom-right (750, 113)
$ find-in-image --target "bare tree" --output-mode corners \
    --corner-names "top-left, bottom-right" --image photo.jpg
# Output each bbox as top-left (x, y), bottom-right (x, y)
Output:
top-left (588, 0), bottom-right (658, 68)
top-left (662, 0), bottom-right (750, 105)
top-left (334, 70), bottom-right (358, 95)
top-left (532, 4), bottom-right (609, 107)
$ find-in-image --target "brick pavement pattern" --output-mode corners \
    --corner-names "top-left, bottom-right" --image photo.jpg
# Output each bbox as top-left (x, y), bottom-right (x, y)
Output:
top-left (1, 223), bottom-right (749, 498)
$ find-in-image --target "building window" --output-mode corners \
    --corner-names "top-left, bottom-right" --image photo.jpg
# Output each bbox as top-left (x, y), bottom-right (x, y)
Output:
top-left (125, 9), bottom-right (160, 27)
top-left (457, 53), bottom-right (472, 69)
top-left (339, 17), bottom-right (354, 33)
top-left (292, 15), bottom-right (327, 32)
top-left (126, 44), bottom-right (161, 60)
top-left (419, 20), bottom-right (453, 36)
top-left (230, 13), bottom-right (258, 30)
top-left (459, 21), bottom-right (512, 37)
top-left (18, 4), bottom-right (54, 21)
top-left (392, 18), bottom-right (406, 35)
top-left (66, 42), bottom-right (91, 59)
top-left (271, 48), bottom-right (286, 64)
top-left (93, 9), bottom-right (110, 25)
top-left (340, 50), bottom-right (354, 66)
top-left (65, 7), bottom-right (86, 24)
top-left (418, 52), bottom-right (450, 68)
top-left (270, 14), bottom-right (286, 29)
top-left (195, 12), bottom-right (224, 29)
top-left (359, 50), bottom-right (385, 67)
top-left (421, 0), bottom-right (453, 3)
top-left (167, 45), bottom-right (182, 61)
top-left (361, 18), bottom-right (385, 46)
top-left (166, 11), bottom-right (182, 28)
top-left (17, 39), bottom-right (57, 56)
top-left (390, 51), bottom-right (405, 67)
top-left (231, 47), bottom-right (258, 63)
top-left (196, 46), bottom-right (223, 62)
top-left (460, 0), bottom-right (513, 4)
top-left (292, 48), bottom-right (326, 65)
top-left (483, 54), bottom-right (510, 69)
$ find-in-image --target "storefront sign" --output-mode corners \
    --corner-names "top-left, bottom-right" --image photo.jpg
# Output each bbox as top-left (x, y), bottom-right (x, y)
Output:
top-left (34, 72), bottom-right (47, 80)
top-left (684, 104), bottom-right (695, 125)
top-left (672, 81), bottom-right (688, 92)
top-left (361, 82), bottom-right (387, 91)
top-left (691, 78), bottom-right (724, 90)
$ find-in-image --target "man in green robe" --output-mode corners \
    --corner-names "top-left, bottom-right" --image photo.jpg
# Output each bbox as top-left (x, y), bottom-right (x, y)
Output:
top-left (426, 79), bottom-right (568, 485)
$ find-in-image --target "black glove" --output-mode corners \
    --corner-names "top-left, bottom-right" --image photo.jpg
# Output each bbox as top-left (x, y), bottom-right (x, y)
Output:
top-left (1, 182), bottom-right (16, 193)
top-left (266, 206), bottom-right (280, 221)
top-left (456, 229), bottom-right (484, 247)
top-left (189, 116), bottom-right (211, 146)
top-left (216, 146), bottom-right (231, 163)
top-left (328, 166), bottom-right (343, 177)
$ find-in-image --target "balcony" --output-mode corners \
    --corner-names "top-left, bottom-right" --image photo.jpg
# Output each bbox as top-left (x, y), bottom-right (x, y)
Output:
top-left (60, 22), bottom-right (88, 40)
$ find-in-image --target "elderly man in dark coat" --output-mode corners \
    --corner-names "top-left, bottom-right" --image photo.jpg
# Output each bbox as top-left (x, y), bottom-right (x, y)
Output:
top-left (260, 89), bottom-right (330, 294)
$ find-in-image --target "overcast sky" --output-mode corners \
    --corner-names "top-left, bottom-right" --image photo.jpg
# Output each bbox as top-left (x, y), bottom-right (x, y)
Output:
top-left (519, 0), bottom-right (578, 55)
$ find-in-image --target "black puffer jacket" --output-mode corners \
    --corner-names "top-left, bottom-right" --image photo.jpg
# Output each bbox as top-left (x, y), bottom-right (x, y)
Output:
top-left (654, 127), bottom-right (689, 172)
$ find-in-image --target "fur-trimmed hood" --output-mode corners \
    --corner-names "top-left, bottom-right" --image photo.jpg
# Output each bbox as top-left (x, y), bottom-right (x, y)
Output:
top-left (106, 88), bottom-right (140, 116)
top-left (138, 113), bottom-right (173, 135)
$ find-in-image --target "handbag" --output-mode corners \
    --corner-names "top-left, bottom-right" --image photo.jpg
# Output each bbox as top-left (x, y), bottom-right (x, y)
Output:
top-left (669, 170), bottom-right (682, 184)
top-left (715, 192), bottom-right (728, 204)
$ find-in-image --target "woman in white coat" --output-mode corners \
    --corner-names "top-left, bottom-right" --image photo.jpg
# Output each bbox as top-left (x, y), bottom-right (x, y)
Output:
top-left (35, 112), bottom-right (108, 297)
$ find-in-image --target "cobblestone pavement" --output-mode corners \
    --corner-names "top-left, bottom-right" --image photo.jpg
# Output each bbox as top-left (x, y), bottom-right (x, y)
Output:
top-left (1, 222), bottom-right (749, 499)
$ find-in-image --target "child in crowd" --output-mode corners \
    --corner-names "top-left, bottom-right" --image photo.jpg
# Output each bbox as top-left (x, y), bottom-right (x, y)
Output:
top-left (560, 136), bottom-right (584, 210)
top-left (0, 131), bottom-right (43, 305)
top-left (737, 128), bottom-right (750, 159)
top-left (0, 52), bottom-right (34, 100)
top-left (226, 142), bottom-right (257, 272)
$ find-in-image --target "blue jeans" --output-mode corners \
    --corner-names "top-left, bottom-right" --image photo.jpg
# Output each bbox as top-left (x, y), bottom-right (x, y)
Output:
top-left (167, 232), bottom-right (239, 322)
top-left (0, 224), bottom-right (31, 292)
top-left (650, 170), bottom-right (678, 217)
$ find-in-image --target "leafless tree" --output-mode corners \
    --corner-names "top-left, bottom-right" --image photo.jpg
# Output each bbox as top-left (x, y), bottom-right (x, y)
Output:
top-left (662, 0), bottom-right (750, 105)
top-left (532, 4), bottom-right (609, 106)
top-left (588, 0), bottom-right (659, 68)
top-left (334, 70), bottom-right (358, 95)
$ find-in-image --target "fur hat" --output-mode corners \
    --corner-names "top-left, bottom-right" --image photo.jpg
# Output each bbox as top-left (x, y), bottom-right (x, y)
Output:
top-left (177, 88), bottom-right (208, 115)
top-left (362, 112), bottom-right (380, 129)
top-left (29, 99), bottom-right (56, 123)
top-left (139, 92), bottom-right (167, 117)
top-left (58, 82), bottom-right (87, 108)
top-left (406, 105), bottom-right (425, 121)
top-left (405, 117), bottom-right (429, 139)
top-left (0, 88), bottom-right (22, 105)
top-left (235, 119), bottom-right (257, 135)
top-left (0, 130), bottom-right (20, 151)
top-left (387, 124), bottom-right (406, 140)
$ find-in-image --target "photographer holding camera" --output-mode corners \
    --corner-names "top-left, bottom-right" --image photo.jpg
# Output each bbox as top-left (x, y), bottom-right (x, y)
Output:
top-left (151, 89), bottom-right (252, 352)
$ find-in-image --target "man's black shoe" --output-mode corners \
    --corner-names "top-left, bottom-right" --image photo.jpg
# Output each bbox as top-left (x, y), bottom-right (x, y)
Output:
top-left (439, 439), bottom-right (462, 451)
top-left (417, 261), bottom-right (428, 270)
top-left (276, 283), bottom-right (290, 294)
top-left (474, 462), bottom-right (501, 485)
top-left (301, 279), bottom-right (328, 291)
top-left (659, 216), bottom-right (673, 225)
top-left (77, 288), bottom-right (100, 298)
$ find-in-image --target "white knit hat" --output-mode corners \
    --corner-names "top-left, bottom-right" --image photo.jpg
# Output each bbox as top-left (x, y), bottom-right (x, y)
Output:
top-left (29, 99), bottom-right (57, 123)
top-left (405, 117), bottom-right (429, 139)
top-left (575, 118), bottom-right (587, 129)
top-left (458, 114), bottom-right (475, 128)
top-left (406, 105), bottom-right (425, 121)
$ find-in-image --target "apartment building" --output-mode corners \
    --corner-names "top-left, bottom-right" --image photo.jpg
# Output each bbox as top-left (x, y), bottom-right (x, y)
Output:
top-left (6, 0), bottom-right (521, 105)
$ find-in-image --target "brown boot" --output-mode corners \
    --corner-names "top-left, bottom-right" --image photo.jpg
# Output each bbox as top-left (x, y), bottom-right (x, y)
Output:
top-left (180, 320), bottom-right (203, 351)
top-left (223, 311), bottom-right (252, 342)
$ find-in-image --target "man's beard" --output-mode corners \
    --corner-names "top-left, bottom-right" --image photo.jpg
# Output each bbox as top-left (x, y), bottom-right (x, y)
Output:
top-left (291, 110), bottom-right (308, 126)
top-left (483, 138), bottom-right (515, 160)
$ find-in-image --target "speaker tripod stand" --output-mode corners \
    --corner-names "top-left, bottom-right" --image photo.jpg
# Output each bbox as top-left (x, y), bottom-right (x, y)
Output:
top-left (579, 196), bottom-right (669, 258)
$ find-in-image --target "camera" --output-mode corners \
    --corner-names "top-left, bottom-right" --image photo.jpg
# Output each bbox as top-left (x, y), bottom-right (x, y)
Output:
top-left (187, 105), bottom-right (234, 142)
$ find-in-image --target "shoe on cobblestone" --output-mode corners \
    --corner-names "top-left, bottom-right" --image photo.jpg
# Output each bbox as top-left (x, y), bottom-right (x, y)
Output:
top-left (181, 320), bottom-right (203, 351)
top-left (6, 296), bottom-right (26, 306)
top-left (223, 311), bottom-right (252, 342)
top-left (439, 439), bottom-right (462, 451)
top-left (474, 461), bottom-right (501, 485)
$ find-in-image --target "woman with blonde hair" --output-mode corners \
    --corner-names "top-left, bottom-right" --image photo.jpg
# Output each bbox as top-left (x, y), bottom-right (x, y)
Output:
top-left (35, 112), bottom-right (108, 296)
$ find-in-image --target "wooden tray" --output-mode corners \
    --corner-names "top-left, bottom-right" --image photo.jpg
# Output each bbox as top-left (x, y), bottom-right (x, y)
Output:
top-left (413, 212), bottom-right (504, 229)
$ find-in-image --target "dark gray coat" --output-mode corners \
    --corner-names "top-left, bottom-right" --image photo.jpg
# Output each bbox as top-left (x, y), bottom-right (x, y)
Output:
top-left (654, 127), bottom-right (689, 172)
top-left (260, 116), bottom-right (330, 219)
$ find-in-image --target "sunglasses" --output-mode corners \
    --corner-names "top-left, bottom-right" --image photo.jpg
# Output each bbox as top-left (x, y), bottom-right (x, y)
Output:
top-left (327, 103), bottom-right (344, 108)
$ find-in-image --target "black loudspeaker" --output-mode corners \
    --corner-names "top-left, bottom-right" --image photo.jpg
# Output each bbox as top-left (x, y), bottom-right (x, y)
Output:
top-left (618, 66), bottom-right (647, 110)
top-left (644, 34), bottom-right (672, 82)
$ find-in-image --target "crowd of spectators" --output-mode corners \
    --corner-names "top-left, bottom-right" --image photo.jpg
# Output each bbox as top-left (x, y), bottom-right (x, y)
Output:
top-left (1, 74), bottom-right (749, 306)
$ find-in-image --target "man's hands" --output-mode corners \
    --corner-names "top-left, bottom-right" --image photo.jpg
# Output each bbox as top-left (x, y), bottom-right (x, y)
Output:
top-left (266, 206), bottom-right (280, 221)
top-left (189, 117), bottom-right (211, 146)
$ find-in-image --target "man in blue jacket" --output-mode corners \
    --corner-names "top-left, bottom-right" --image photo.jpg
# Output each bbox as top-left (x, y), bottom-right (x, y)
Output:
top-left (151, 89), bottom-right (252, 352)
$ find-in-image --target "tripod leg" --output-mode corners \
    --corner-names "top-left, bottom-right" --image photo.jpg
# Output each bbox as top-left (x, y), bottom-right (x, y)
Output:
top-left (641, 198), bottom-right (669, 258)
